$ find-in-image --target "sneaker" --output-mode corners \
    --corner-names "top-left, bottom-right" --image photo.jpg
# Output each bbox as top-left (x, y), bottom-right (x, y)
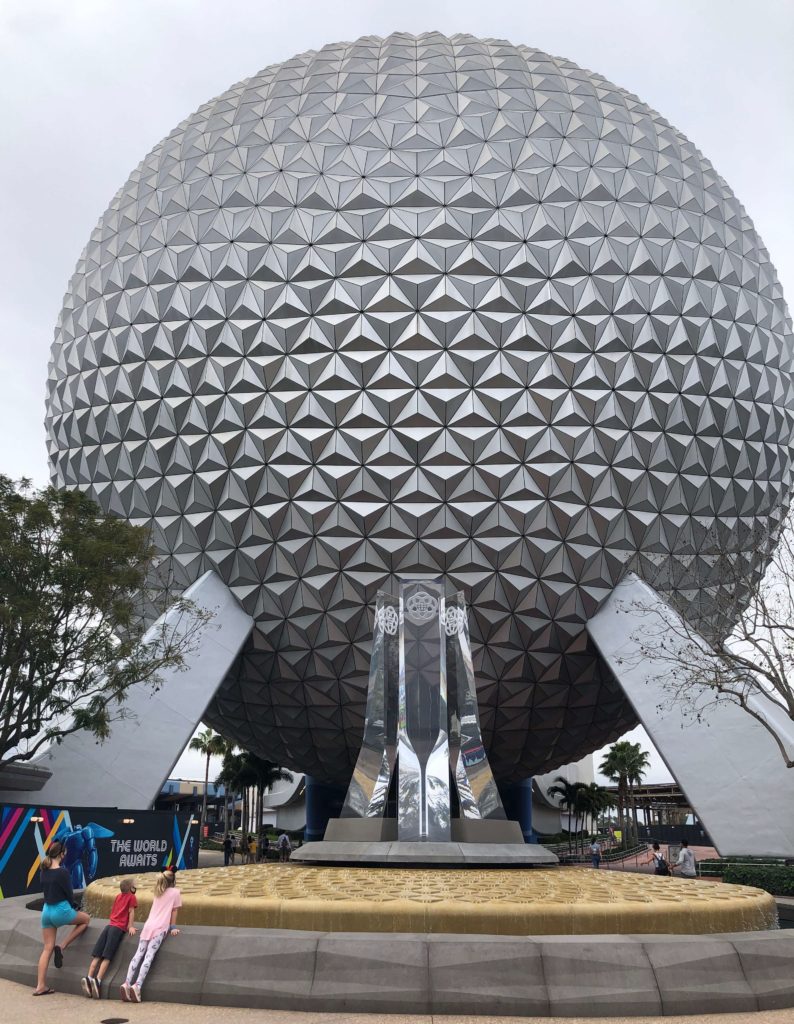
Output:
top-left (80, 976), bottom-right (92, 998)
top-left (120, 982), bottom-right (132, 1002)
top-left (130, 984), bottom-right (142, 1003)
top-left (89, 976), bottom-right (101, 999)
top-left (53, 945), bottom-right (63, 969)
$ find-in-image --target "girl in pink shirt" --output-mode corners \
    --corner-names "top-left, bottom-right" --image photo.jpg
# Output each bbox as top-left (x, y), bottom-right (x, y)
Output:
top-left (120, 870), bottom-right (181, 1002)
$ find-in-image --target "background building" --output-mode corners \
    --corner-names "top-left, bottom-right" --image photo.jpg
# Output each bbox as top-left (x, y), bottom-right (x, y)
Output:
top-left (154, 779), bottom-right (227, 833)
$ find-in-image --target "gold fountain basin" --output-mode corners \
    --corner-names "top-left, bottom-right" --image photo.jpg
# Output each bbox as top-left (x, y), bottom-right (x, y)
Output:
top-left (84, 865), bottom-right (776, 935)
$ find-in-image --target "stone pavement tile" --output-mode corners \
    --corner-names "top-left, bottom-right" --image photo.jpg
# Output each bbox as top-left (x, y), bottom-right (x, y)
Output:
top-left (731, 933), bottom-right (794, 1011)
top-left (1, 911), bottom-right (54, 988)
top-left (436, 1016), bottom-right (794, 1024)
top-left (312, 933), bottom-right (430, 1013)
top-left (645, 939), bottom-right (758, 1014)
top-left (203, 927), bottom-right (318, 1007)
top-left (540, 939), bottom-right (661, 1017)
top-left (0, 905), bottom-right (21, 960)
top-left (7, 976), bottom-right (794, 1023)
top-left (427, 935), bottom-right (547, 1015)
top-left (137, 925), bottom-right (220, 1004)
top-left (198, 848), bottom-right (226, 868)
top-left (432, 1018), bottom-right (530, 1024)
top-left (0, 977), bottom-right (433, 1022)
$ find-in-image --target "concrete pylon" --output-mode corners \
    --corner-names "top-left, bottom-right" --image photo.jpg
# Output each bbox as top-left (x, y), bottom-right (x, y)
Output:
top-left (587, 572), bottom-right (794, 857)
top-left (0, 571), bottom-right (253, 810)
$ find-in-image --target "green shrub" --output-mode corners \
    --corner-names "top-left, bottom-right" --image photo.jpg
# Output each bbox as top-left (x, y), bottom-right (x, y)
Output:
top-left (724, 863), bottom-right (794, 896)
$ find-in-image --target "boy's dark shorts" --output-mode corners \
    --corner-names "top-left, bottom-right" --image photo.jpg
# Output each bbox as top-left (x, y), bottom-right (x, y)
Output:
top-left (91, 924), bottom-right (126, 960)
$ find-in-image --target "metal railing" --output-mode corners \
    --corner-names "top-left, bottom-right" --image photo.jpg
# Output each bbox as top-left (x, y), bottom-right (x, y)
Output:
top-left (696, 857), bottom-right (787, 878)
top-left (543, 837), bottom-right (650, 869)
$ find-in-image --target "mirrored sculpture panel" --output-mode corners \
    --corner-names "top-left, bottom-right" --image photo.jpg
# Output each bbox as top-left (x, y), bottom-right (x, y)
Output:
top-left (446, 591), bottom-right (506, 821)
top-left (340, 591), bottom-right (399, 818)
top-left (398, 580), bottom-right (450, 841)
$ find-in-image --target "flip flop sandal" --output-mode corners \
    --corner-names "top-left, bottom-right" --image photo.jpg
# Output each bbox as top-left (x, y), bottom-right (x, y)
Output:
top-left (53, 945), bottom-right (63, 968)
top-left (32, 988), bottom-right (55, 996)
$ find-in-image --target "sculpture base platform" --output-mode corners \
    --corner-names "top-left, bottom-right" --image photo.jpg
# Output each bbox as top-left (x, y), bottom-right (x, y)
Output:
top-left (291, 840), bottom-right (558, 866)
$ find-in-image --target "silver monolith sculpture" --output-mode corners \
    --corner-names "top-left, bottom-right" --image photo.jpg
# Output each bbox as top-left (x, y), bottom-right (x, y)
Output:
top-left (341, 581), bottom-right (505, 841)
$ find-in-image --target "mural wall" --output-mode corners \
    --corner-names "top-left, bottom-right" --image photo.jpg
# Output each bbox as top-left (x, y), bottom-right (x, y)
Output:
top-left (0, 804), bottom-right (199, 899)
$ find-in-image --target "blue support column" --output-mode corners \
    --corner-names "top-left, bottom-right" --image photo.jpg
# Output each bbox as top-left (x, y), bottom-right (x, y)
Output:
top-left (304, 776), bottom-right (347, 842)
top-left (498, 777), bottom-right (536, 843)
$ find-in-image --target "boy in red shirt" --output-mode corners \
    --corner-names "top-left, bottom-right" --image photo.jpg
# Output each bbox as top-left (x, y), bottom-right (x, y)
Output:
top-left (81, 878), bottom-right (137, 999)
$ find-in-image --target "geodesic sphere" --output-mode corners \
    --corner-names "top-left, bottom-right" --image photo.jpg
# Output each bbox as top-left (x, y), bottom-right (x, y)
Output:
top-left (46, 32), bottom-right (794, 784)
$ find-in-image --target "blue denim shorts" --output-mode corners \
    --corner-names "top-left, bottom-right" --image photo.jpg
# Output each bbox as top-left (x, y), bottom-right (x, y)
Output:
top-left (41, 899), bottom-right (77, 929)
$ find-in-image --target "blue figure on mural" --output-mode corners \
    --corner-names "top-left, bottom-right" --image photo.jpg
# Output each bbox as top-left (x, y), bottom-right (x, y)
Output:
top-left (55, 822), bottom-right (115, 888)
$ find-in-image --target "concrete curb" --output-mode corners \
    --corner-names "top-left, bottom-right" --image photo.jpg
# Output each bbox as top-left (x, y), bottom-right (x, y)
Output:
top-left (3, 896), bottom-right (794, 1015)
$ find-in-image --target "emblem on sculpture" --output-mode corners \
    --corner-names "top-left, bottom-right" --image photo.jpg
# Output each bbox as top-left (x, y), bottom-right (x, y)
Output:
top-left (445, 606), bottom-right (465, 637)
top-left (405, 591), bottom-right (439, 625)
top-left (376, 605), bottom-right (399, 636)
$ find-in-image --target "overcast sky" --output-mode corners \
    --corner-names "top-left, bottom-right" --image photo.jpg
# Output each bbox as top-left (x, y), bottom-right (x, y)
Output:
top-left (1, 0), bottom-right (791, 784)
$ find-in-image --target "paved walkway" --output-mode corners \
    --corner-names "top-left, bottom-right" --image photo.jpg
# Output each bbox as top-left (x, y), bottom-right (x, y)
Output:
top-left (198, 847), bottom-right (225, 867)
top-left (4, 979), bottom-right (794, 1024)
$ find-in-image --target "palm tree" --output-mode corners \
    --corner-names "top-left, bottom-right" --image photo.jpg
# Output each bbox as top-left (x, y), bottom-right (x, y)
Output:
top-left (214, 746), bottom-right (240, 836)
top-left (237, 754), bottom-right (258, 844)
top-left (546, 775), bottom-right (582, 853)
top-left (597, 784), bottom-right (617, 833)
top-left (624, 743), bottom-right (650, 845)
top-left (599, 741), bottom-right (650, 847)
top-left (189, 727), bottom-right (227, 840)
top-left (245, 754), bottom-right (293, 844)
top-left (215, 750), bottom-right (293, 850)
top-left (599, 744), bottom-right (629, 844)
top-left (572, 784), bottom-right (591, 855)
top-left (216, 749), bottom-right (253, 843)
top-left (577, 782), bottom-right (616, 844)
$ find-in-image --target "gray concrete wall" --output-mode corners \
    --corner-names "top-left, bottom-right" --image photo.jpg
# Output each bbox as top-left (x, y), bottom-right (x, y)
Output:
top-left (2, 896), bottom-right (794, 1014)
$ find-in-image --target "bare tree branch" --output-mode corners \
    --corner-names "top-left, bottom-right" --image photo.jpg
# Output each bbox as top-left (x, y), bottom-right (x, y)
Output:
top-left (622, 511), bottom-right (794, 771)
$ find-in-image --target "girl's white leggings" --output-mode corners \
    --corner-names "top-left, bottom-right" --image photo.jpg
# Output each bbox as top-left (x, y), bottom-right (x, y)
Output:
top-left (125, 930), bottom-right (167, 987)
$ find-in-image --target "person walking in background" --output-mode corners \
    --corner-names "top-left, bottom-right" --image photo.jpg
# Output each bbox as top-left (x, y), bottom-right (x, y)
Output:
top-left (651, 842), bottom-right (671, 876)
top-left (81, 877), bottom-right (137, 999)
top-left (247, 834), bottom-right (257, 864)
top-left (120, 870), bottom-right (181, 1003)
top-left (277, 832), bottom-right (292, 863)
top-left (222, 835), bottom-right (233, 866)
top-left (34, 840), bottom-right (91, 996)
top-left (590, 839), bottom-right (602, 869)
top-left (675, 839), bottom-right (697, 878)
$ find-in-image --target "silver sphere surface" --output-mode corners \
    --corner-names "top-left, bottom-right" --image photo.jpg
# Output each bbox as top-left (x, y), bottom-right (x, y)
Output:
top-left (46, 33), bottom-right (794, 783)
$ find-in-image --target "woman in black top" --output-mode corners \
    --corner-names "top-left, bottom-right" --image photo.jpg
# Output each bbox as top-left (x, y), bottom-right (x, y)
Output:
top-left (34, 839), bottom-right (90, 996)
